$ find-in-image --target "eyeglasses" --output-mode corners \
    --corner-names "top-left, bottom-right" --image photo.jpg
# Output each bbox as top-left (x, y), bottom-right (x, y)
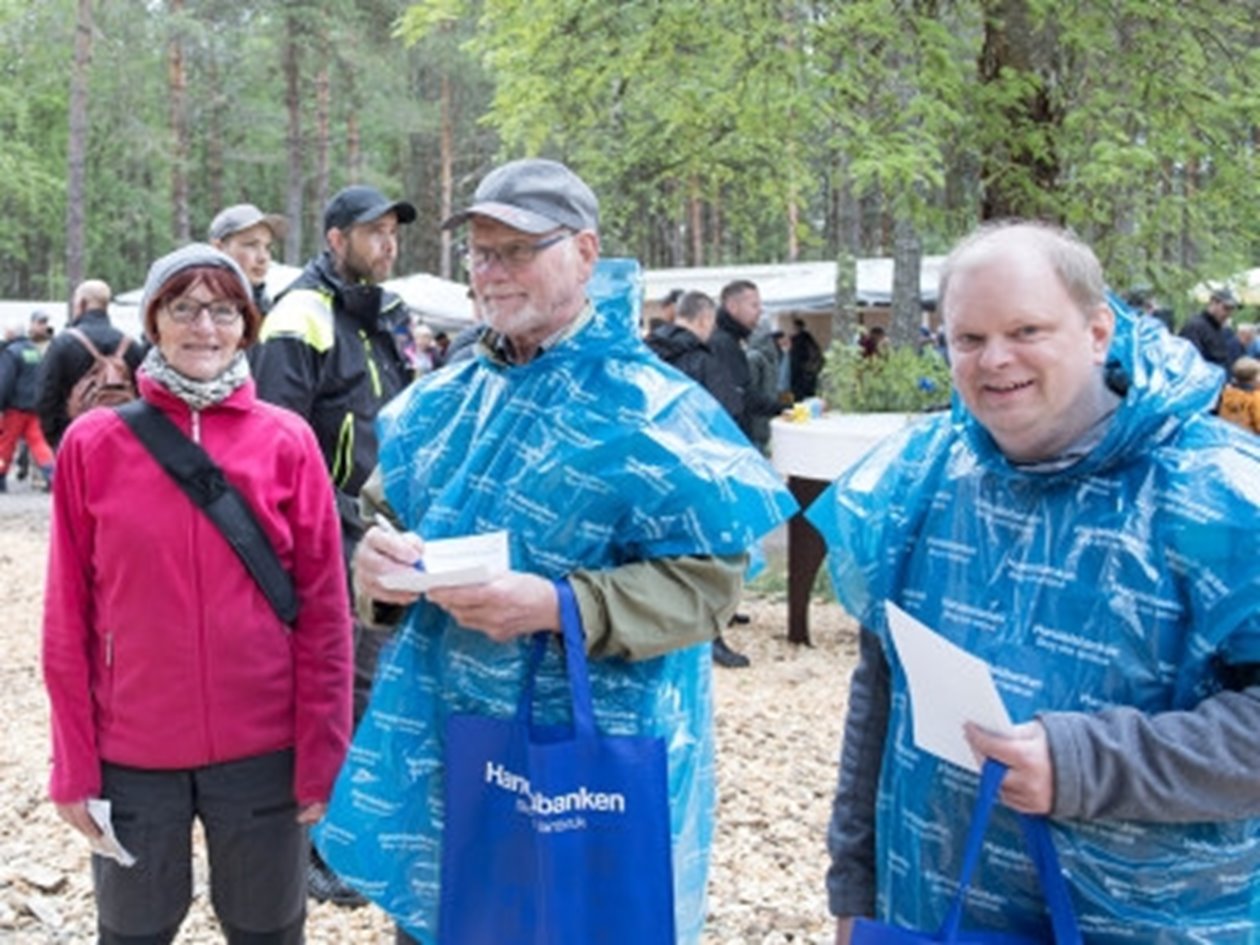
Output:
top-left (165, 299), bottom-right (243, 325)
top-left (463, 231), bottom-right (572, 272)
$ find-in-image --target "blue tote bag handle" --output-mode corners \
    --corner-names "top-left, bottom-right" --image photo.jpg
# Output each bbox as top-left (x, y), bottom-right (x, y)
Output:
top-left (938, 760), bottom-right (1081, 944)
top-left (516, 580), bottom-right (597, 738)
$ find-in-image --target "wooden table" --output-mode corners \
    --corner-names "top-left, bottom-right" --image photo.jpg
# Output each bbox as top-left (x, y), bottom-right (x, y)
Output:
top-left (770, 413), bottom-right (911, 644)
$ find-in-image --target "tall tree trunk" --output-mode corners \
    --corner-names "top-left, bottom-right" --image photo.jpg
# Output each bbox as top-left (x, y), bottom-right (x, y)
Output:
top-left (979, 0), bottom-right (1062, 220)
top-left (282, 12), bottom-right (303, 263)
top-left (832, 156), bottom-right (861, 351)
top-left (314, 60), bottom-right (331, 225)
top-left (206, 56), bottom-right (225, 214)
top-left (688, 180), bottom-right (703, 267)
top-left (167, 0), bottom-right (190, 243)
top-left (65, 0), bottom-right (93, 296)
top-left (439, 69), bottom-right (454, 279)
top-left (890, 215), bottom-right (923, 348)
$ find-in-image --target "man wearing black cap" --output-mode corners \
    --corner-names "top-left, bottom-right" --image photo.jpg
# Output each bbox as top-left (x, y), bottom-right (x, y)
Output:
top-left (208, 202), bottom-right (288, 315)
top-left (251, 183), bottom-right (415, 907)
top-left (1181, 287), bottom-right (1240, 369)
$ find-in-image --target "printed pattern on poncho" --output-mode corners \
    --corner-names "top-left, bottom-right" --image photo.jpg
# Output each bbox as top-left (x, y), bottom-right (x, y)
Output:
top-left (316, 259), bottom-right (796, 944)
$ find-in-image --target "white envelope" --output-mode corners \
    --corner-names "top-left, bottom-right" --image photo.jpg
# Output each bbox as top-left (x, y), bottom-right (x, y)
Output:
top-left (885, 601), bottom-right (1014, 773)
top-left (377, 530), bottom-right (510, 593)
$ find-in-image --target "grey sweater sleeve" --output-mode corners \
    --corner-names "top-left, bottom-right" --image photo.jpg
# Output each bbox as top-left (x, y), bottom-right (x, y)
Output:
top-left (1042, 685), bottom-right (1260, 822)
top-left (827, 626), bottom-right (891, 918)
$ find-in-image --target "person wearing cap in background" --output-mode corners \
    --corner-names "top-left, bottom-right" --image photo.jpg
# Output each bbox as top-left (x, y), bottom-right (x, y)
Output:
top-left (42, 244), bottom-right (351, 945)
top-left (0, 311), bottom-right (57, 491)
top-left (325, 157), bottom-right (794, 944)
top-left (208, 203), bottom-right (289, 316)
top-left (250, 183), bottom-right (415, 907)
top-left (37, 279), bottom-right (145, 451)
top-left (1181, 287), bottom-right (1241, 369)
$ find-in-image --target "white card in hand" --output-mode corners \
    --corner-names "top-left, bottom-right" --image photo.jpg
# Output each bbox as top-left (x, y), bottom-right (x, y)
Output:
top-left (87, 798), bottom-right (137, 867)
top-left (378, 530), bottom-right (510, 592)
top-left (885, 601), bottom-right (1014, 773)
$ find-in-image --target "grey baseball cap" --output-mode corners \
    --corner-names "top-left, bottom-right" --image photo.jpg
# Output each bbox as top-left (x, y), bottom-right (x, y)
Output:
top-left (208, 203), bottom-right (289, 242)
top-left (323, 185), bottom-right (417, 234)
top-left (442, 158), bottom-right (599, 234)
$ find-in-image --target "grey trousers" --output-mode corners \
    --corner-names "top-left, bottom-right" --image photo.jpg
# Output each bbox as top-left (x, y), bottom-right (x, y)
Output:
top-left (93, 750), bottom-right (306, 944)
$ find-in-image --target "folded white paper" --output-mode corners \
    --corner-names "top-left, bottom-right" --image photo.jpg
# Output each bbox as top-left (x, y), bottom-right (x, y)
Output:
top-left (87, 798), bottom-right (137, 867)
top-left (885, 601), bottom-right (1014, 773)
top-left (378, 530), bottom-right (510, 592)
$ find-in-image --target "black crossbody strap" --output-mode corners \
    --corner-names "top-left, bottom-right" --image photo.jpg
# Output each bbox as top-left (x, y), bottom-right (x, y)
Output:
top-left (117, 400), bottom-right (299, 624)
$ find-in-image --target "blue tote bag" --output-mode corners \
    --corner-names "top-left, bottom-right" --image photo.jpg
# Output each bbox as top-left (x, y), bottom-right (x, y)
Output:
top-left (437, 579), bottom-right (676, 945)
top-left (852, 761), bottom-right (1081, 945)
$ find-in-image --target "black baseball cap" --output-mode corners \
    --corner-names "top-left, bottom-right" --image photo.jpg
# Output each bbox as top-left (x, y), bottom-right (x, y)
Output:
top-left (324, 185), bottom-right (417, 234)
top-left (442, 158), bottom-right (598, 234)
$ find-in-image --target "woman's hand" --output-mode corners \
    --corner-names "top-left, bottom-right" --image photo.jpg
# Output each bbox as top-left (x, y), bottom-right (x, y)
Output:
top-left (297, 802), bottom-right (327, 825)
top-left (55, 801), bottom-right (103, 841)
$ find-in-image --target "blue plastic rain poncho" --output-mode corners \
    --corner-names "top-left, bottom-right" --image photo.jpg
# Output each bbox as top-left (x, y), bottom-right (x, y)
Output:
top-left (807, 306), bottom-right (1260, 943)
top-left (315, 260), bottom-right (796, 943)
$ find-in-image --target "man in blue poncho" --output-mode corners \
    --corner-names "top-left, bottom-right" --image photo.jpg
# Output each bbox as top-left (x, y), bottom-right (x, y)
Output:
top-left (811, 222), bottom-right (1260, 943)
top-left (318, 158), bottom-right (795, 944)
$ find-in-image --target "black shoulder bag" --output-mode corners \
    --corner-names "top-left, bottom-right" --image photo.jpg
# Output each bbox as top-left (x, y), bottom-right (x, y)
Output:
top-left (117, 400), bottom-right (299, 624)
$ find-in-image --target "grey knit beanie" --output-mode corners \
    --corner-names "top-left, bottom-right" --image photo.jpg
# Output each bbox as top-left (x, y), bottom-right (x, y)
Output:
top-left (140, 242), bottom-right (256, 343)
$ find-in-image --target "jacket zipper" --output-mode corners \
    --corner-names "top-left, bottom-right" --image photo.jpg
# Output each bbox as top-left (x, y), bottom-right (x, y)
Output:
top-left (359, 329), bottom-right (383, 397)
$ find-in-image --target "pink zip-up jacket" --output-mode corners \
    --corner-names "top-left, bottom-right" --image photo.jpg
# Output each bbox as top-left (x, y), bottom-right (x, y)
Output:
top-left (43, 372), bottom-right (352, 805)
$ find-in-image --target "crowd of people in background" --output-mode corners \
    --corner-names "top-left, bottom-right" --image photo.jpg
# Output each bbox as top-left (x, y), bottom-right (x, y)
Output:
top-left (3, 178), bottom-right (1257, 945)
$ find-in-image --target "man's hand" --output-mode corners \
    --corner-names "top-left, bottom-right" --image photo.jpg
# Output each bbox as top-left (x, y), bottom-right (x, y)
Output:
top-left (428, 571), bottom-right (560, 643)
top-left (965, 720), bottom-right (1054, 815)
top-left (352, 524), bottom-right (427, 606)
top-left (55, 801), bottom-right (103, 841)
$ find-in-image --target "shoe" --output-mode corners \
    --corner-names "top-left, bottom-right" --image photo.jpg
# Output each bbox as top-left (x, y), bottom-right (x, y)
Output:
top-left (712, 635), bottom-right (751, 669)
top-left (729, 612), bottom-right (751, 625)
top-left (308, 853), bottom-right (367, 908)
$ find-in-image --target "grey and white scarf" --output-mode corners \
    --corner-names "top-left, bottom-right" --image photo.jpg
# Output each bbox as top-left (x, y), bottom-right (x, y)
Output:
top-left (141, 346), bottom-right (251, 412)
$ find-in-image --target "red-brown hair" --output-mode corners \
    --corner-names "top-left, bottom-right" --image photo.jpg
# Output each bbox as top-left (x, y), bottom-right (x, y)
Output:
top-left (144, 266), bottom-right (261, 347)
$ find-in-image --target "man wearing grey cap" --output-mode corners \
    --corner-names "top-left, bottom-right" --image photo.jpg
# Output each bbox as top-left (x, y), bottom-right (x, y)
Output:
top-left (1180, 286), bottom-right (1240, 369)
top-left (250, 183), bottom-right (416, 907)
top-left (208, 203), bottom-right (288, 315)
top-left (328, 158), bottom-right (795, 944)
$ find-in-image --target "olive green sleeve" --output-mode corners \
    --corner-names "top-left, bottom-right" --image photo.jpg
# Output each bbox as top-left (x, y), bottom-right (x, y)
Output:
top-left (567, 553), bottom-right (747, 662)
top-left (355, 466), bottom-right (747, 660)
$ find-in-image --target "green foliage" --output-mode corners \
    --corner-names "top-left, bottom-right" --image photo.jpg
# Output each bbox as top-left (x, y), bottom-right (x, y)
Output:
top-left (820, 342), bottom-right (953, 414)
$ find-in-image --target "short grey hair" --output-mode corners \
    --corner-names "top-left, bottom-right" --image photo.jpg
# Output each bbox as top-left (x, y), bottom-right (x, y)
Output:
top-left (676, 290), bottom-right (715, 323)
top-left (938, 220), bottom-right (1106, 320)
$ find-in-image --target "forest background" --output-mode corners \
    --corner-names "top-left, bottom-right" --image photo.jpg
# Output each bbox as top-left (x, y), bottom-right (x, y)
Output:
top-left (2, 0), bottom-right (1258, 346)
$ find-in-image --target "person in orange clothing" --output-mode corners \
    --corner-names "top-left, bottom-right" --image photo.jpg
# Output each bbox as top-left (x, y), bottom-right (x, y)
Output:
top-left (1219, 356), bottom-right (1260, 434)
top-left (0, 311), bottom-right (55, 491)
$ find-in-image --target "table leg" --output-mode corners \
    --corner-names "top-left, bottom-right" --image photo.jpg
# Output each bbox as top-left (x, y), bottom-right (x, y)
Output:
top-left (786, 475), bottom-right (829, 646)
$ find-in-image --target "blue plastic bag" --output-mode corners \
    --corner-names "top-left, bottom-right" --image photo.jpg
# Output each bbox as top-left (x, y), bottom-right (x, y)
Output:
top-left (438, 579), bottom-right (674, 944)
top-left (852, 761), bottom-right (1080, 945)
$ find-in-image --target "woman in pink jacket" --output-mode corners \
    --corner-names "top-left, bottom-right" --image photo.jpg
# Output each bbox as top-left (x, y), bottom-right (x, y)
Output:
top-left (42, 244), bottom-right (353, 945)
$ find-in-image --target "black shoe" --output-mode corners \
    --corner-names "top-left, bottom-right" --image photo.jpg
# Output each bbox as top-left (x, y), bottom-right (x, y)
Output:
top-left (729, 612), bottom-right (751, 625)
top-left (308, 853), bottom-right (367, 908)
top-left (712, 635), bottom-right (751, 669)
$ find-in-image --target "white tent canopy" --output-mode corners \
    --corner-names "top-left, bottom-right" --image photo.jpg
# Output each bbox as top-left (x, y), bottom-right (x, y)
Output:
top-left (643, 257), bottom-right (947, 315)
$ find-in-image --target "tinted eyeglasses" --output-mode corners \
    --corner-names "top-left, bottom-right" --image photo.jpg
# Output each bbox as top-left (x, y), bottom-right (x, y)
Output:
top-left (463, 231), bottom-right (573, 272)
top-left (165, 299), bottom-right (244, 325)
